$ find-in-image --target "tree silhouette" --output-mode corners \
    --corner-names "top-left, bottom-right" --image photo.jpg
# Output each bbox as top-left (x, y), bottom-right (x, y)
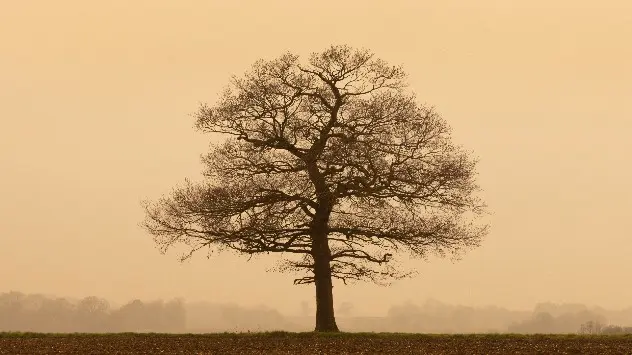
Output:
top-left (75, 296), bottom-right (110, 332)
top-left (142, 45), bottom-right (488, 332)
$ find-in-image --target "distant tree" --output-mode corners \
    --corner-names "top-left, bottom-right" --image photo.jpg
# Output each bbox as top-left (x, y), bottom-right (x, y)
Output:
top-left (110, 299), bottom-right (145, 332)
top-left (579, 320), bottom-right (605, 334)
top-left (580, 322), bottom-right (632, 335)
top-left (533, 302), bottom-right (588, 318)
top-left (0, 292), bottom-right (26, 330)
top-left (142, 45), bottom-right (488, 332)
top-left (0, 292), bottom-right (188, 333)
top-left (508, 312), bottom-right (555, 333)
top-left (600, 324), bottom-right (623, 334)
top-left (163, 298), bottom-right (187, 332)
top-left (38, 297), bottom-right (75, 332)
top-left (76, 296), bottom-right (110, 332)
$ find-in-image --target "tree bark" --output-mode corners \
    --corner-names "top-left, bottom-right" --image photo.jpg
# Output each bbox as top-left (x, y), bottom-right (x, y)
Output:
top-left (305, 155), bottom-right (339, 332)
top-left (312, 234), bottom-right (339, 332)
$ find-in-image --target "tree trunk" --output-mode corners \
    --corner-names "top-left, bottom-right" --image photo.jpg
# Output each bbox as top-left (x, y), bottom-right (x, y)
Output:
top-left (305, 159), bottom-right (339, 332)
top-left (313, 251), bottom-right (339, 332)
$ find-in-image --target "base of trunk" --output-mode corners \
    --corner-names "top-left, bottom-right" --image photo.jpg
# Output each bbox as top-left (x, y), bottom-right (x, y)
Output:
top-left (314, 321), bottom-right (340, 332)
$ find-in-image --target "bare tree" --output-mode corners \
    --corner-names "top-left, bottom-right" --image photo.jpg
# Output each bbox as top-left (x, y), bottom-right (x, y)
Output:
top-left (142, 45), bottom-right (488, 332)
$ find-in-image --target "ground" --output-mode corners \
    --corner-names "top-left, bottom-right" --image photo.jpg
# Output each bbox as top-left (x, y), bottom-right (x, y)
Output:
top-left (1, 332), bottom-right (632, 354)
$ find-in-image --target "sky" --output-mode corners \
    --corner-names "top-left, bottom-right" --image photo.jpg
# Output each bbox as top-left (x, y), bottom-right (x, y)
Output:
top-left (1, 0), bottom-right (631, 316)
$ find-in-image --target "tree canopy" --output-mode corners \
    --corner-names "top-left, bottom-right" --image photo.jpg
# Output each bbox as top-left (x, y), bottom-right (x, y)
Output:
top-left (142, 45), bottom-right (488, 331)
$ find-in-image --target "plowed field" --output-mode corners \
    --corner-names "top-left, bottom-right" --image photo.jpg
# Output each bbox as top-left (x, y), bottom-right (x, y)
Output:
top-left (2, 332), bottom-right (631, 354)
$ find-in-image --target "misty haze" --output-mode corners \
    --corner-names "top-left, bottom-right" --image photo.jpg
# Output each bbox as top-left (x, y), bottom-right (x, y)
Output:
top-left (2, 292), bottom-right (632, 335)
top-left (2, 0), bottom-right (632, 345)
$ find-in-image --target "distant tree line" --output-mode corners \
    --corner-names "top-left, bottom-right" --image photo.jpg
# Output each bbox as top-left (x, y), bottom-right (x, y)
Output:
top-left (507, 302), bottom-right (632, 334)
top-left (507, 311), bottom-right (605, 334)
top-left (578, 321), bottom-right (632, 335)
top-left (3, 292), bottom-right (632, 334)
top-left (0, 292), bottom-right (185, 333)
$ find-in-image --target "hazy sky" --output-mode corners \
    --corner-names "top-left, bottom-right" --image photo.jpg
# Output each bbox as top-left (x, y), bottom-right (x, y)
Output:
top-left (1, 0), bottom-right (631, 316)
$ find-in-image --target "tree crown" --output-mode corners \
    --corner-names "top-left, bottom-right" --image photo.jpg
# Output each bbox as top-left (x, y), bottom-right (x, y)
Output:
top-left (143, 45), bottom-right (488, 285)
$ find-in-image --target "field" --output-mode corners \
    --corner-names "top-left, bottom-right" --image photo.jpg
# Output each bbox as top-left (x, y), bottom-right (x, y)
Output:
top-left (2, 332), bottom-right (632, 354)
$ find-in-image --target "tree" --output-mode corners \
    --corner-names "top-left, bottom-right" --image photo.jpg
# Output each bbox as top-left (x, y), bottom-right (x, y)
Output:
top-left (76, 296), bottom-right (110, 332)
top-left (142, 45), bottom-right (488, 332)
top-left (579, 319), bottom-right (605, 334)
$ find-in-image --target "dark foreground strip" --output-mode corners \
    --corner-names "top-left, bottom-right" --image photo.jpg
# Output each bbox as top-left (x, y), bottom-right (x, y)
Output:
top-left (1, 333), bottom-right (632, 355)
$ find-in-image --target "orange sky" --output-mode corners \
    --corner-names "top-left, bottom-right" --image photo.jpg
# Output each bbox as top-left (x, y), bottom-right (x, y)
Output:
top-left (1, 0), bottom-right (631, 316)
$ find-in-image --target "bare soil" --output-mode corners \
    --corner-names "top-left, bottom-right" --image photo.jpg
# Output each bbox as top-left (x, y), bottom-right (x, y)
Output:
top-left (1, 332), bottom-right (631, 354)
